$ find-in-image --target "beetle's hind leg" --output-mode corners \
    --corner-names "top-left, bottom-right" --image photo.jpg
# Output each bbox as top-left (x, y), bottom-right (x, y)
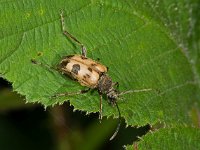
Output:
top-left (52, 88), bottom-right (90, 98)
top-left (60, 10), bottom-right (87, 57)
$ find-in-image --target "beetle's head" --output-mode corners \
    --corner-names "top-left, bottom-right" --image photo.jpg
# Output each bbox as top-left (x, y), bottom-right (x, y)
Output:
top-left (107, 88), bottom-right (120, 106)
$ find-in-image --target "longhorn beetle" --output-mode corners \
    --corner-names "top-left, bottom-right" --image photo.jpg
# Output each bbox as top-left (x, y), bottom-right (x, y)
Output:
top-left (31, 10), bottom-right (152, 140)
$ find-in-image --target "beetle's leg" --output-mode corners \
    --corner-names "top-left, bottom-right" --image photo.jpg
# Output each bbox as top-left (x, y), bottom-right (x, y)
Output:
top-left (112, 82), bottom-right (119, 88)
top-left (60, 10), bottom-right (87, 57)
top-left (31, 59), bottom-right (59, 72)
top-left (52, 88), bottom-right (90, 98)
top-left (98, 91), bottom-right (103, 122)
top-left (119, 88), bottom-right (152, 96)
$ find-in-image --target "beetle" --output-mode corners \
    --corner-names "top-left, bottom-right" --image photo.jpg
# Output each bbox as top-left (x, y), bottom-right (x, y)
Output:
top-left (31, 10), bottom-right (152, 140)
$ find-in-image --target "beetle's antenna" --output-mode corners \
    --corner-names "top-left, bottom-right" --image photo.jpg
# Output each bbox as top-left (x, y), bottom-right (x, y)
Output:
top-left (109, 101), bottom-right (121, 140)
top-left (119, 88), bottom-right (152, 96)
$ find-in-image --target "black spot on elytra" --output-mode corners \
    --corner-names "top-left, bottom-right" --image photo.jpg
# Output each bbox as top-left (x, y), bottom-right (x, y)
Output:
top-left (83, 74), bottom-right (90, 79)
top-left (91, 63), bottom-right (97, 67)
top-left (86, 74), bottom-right (90, 78)
top-left (88, 67), bottom-right (92, 72)
top-left (60, 59), bottom-right (70, 68)
top-left (71, 64), bottom-right (80, 75)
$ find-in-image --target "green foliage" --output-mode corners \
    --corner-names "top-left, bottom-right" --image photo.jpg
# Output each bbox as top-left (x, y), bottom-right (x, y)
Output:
top-left (127, 127), bottom-right (200, 150)
top-left (0, 0), bottom-right (199, 148)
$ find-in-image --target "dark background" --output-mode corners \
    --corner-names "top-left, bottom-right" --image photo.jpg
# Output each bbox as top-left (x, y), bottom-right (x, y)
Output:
top-left (0, 77), bottom-right (150, 150)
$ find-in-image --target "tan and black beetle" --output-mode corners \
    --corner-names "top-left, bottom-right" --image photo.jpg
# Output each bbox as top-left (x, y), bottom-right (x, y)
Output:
top-left (32, 10), bottom-right (152, 140)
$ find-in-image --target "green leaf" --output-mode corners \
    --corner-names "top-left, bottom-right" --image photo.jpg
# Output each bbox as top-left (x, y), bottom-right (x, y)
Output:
top-left (126, 127), bottom-right (200, 150)
top-left (0, 0), bottom-right (199, 132)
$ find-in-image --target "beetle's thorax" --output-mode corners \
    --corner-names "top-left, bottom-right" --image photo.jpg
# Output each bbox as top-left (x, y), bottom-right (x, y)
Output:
top-left (98, 74), bottom-right (119, 104)
top-left (98, 74), bottom-right (111, 92)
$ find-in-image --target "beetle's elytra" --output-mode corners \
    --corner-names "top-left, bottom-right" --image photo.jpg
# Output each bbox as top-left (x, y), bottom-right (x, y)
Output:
top-left (31, 10), bottom-right (152, 140)
top-left (59, 55), bottom-right (108, 88)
